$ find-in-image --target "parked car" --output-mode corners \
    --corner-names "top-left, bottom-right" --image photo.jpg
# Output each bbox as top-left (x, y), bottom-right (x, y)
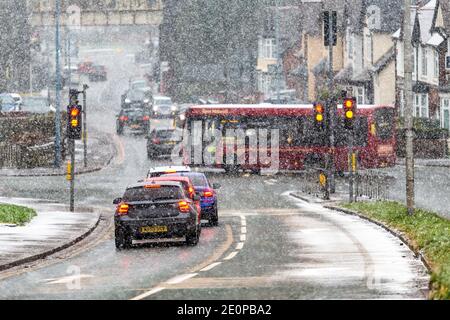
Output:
top-left (88, 65), bottom-right (107, 82)
top-left (77, 61), bottom-right (94, 74)
top-left (21, 96), bottom-right (55, 114)
top-left (147, 166), bottom-right (191, 178)
top-left (0, 93), bottom-right (20, 112)
top-left (147, 128), bottom-right (182, 158)
top-left (116, 107), bottom-right (151, 135)
top-left (113, 180), bottom-right (201, 249)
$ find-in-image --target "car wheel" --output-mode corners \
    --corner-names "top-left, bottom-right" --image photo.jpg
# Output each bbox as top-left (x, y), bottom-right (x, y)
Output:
top-left (186, 227), bottom-right (200, 246)
top-left (209, 208), bottom-right (219, 227)
top-left (115, 227), bottom-right (132, 249)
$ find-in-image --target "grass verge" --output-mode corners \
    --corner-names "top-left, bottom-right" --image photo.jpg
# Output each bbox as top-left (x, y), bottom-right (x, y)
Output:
top-left (342, 201), bottom-right (450, 300)
top-left (0, 204), bottom-right (36, 225)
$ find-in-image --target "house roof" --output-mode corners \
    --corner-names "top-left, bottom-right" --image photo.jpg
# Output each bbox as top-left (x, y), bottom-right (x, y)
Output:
top-left (371, 46), bottom-right (396, 74)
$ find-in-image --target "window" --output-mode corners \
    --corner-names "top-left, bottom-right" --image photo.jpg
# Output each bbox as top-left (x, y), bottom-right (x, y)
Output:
top-left (258, 38), bottom-right (276, 59)
top-left (367, 5), bottom-right (381, 30)
top-left (347, 29), bottom-right (353, 60)
top-left (354, 87), bottom-right (365, 105)
top-left (414, 93), bottom-right (429, 118)
top-left (441, 98), bottom-right (450, 130)
top-left (434, 49), bottom-right (439, 79)
top-left (421, 47), bottom-right (428, 77)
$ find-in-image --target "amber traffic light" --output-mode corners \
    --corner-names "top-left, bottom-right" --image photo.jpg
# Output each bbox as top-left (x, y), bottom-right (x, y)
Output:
top-left (343, 97), bottom-right (356, 130)
top-left (313, 102), bottom-right (326, 128)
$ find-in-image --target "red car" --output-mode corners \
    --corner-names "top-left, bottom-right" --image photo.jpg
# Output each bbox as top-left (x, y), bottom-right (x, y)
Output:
top-left (77, 61), bottom-right (94, 74)
top-left (145, 176), bottom-right (201, 216)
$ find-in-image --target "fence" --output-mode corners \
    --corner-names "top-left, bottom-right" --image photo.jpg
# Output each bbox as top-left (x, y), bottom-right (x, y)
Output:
top-left (299, 168), bottom-right (395, 202)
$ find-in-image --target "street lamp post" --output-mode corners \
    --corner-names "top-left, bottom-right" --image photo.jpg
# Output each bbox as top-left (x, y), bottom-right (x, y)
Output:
top-left (403, 0), bottom-right (415, 215)
top-left (274, 0), bottom-right (281, 103)
top-left (54, 0), bottom-right (62, 167)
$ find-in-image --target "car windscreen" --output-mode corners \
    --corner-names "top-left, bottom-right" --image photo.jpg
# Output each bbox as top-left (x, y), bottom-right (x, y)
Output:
top-left (154, 130), bottom-right (176, 139)
top-left (123, 109), bottom-right (145, 117)
top-left (22, 98), bottom-right (48, 113)
top-left (0, 95), bottom-right (15, 104)
top-left (127, 91), bottom-right (146, 101)
top-left (374, 108), bottom-right (395, 140)
top-left (154, 98), bottom-right (172, 106)
top-left (163, 173), bottom-right (208, 187)
top-left (123, 186), bottom-right (183, 202)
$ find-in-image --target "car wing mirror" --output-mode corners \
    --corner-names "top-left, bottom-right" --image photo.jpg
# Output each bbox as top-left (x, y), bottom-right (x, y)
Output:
top-left (113, 197), bottom-right (122, 205)
top-left (212, 183), bottom-right (221, 190)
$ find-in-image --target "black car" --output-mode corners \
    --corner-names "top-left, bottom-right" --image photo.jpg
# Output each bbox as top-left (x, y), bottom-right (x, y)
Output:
top-left (113, 181), bottom-right (201, 249)
top-left (116, 108), bottom-right (150, 135)
top-left (121, 89), bottom-right (152, 109)
top-left (147, 128), bottom-right (182, 158)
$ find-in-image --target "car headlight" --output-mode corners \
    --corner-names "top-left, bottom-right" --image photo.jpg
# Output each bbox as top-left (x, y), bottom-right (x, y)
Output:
top-left (125, 98), bottom-right (131, 104)
top-left (171, 105), bottom-right (178, 111)
top-left (179, 114), bottom-right (186, 121)
top-left (153, 106), bottom-right (159, 111)
top-left (144, 99), bottom-right (150, 104)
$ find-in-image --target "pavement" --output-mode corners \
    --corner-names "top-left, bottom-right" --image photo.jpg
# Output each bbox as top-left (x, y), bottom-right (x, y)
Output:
top-left (396, 157), bottom-right (450, 168)
top-left (0, 197), bottom-right (100, 272)
top-left (0, 129), bottom-right (117, 177)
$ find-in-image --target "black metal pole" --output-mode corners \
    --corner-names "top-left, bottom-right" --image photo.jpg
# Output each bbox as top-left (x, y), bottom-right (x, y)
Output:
top-left (69, 138), bottom-right (75, 212)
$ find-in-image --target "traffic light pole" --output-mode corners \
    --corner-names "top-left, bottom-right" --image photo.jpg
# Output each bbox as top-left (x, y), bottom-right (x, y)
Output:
top-left (327, 10), bottom-right (336, 196)
top-left (82, 84), bottom-right (89, 168)
top-left (69, 138), bottom-right (75, 212)
top-left (348, 133), bottom-right (354, 203)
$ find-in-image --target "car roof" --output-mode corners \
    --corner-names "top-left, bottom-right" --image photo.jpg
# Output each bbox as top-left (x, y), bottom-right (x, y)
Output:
top-left (127, 180), bottom-right (183, 189)
top-left (148, 166), bottom-right (191, 173)
top-left (145, 176), bottom-right (193, 185)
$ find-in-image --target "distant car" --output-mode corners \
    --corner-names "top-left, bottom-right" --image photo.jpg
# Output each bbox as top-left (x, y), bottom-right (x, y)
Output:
top-left (0, 93), bottom-right (20, 112)
top-left (116, 108), bottom-right (151, 135)
top-left (130, 78), bottom-right (151, 92)
top-left (161, 172), bottom-right (220, 226)
top-left (10, 93), bottom-right (23, 107)
top-left (21, 96), bottom-right (54, 114)
top-left (113, 180), bottom-right (201, 249)
top-left (78, 61), bottom-right (94, 74)
top-left (121, 89), bottom-right (152, 109)
top-left (147, 128), bottom-right (182, 158)
top-left (147, 166), bottom-right (191, 178)
top-left (152, 96), bottom-right (177, 118)
top-left (88, 65), bottom-right (107, 82)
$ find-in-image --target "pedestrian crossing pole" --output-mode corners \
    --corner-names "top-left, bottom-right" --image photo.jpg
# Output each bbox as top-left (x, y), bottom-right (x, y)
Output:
top-left (82, 84), bottom-right (89, 168)
top-left (68, 139), bottom-right (75, 212)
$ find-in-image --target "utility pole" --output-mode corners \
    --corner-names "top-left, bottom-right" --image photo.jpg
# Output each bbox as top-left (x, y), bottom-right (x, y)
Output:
top-left (82, 84), bottom-right (89, 167)
top-left (403, 0), bottom-right (415, 215)
top-left (54, 0), bottom-right (62, 167)
top-left (274, 0), bottom-right (281, 103)
top-left (324, 10), bottom-right (337, 195)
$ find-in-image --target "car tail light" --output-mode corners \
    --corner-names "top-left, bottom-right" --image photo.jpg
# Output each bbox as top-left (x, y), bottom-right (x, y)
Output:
top-left (120, 116), bottom-right (128, 121)
top-left (178, 201), bottom-right (190, 213)
top-left (142, 116), bottom-right (150, 121)
top-left (117, 203), bottom-right (129, 216)
top-left (152, 138), bottom-right (160, 144)
top-left (203, 190), bottom-right (214, 197)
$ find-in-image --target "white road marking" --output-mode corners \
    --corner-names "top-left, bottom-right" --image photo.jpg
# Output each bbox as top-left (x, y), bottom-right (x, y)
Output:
top-left (241, 227), bottom-right (247, 234)
top-left (166, 273), bottom-right (198, 285)
top-left (200, 262), bottom-right (222, 272)
top-left (224, 251), bottom-right (238, 261)
top-left (236, 242), bottom-right (244, 250)
top-left (241, 220), bottom-right (247, 226)
top-left (44, 274), bottom-right (93, 285)
top-left (240, 234), bottom-right (246, 241)
top-left (130, 287), bottom-right (166, 300)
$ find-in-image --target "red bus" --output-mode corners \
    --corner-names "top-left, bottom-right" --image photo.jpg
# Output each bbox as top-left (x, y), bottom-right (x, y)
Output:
top-left (182, 104), bottom-right (396, 173)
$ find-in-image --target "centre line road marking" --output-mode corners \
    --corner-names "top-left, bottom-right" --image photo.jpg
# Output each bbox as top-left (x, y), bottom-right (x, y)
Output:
top-left (224, 251), bottom-right (238, 261)
top-left (236, 242), bottom-right (244, 250)
top-left (166, 273), bottom-right (198, 285)
top-left (241, 234), bottom-right (246, 241)
top-left (200, 262), bottom-right (222, 272)
top-left (130, 287), bottom-right (166, 301)
top-left (241, 226), bottom-right (247, 234)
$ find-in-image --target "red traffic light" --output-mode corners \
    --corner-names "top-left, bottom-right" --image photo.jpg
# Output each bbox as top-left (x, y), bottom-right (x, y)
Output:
top-left (70, 108), bottom-right (80, 117)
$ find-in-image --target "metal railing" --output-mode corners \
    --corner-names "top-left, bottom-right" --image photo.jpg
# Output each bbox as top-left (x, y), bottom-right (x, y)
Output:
top-left (355, 171), bottom-right (395, 201)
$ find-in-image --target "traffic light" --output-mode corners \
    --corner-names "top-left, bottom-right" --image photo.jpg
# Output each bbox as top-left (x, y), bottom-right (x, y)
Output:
top-left (313, 102), bottom-right (326, 128)
top-left (67, 90), bottom-right (82, 140)
top-left (343, 97), bottom-right (356, 130)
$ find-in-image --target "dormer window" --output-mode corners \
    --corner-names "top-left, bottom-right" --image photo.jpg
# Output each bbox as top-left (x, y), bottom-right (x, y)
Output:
top-left (367, 5), bottom-right (381, 30)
